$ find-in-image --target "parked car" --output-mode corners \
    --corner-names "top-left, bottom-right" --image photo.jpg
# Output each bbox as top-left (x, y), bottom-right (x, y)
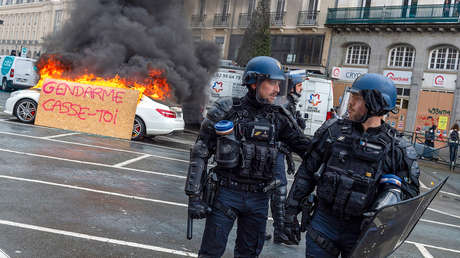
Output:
top-left (3, 89), bottom-right (185, 140)
top-left (0, 55), bottom-right (39, 91)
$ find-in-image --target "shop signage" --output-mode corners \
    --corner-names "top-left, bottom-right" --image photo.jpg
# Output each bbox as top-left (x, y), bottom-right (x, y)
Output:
top-left (422, 73), bottom-right (457, 91)
top-left (331, 67), bottom-right (368, 81)
top-left (383, 70), bottom-right (412, 85)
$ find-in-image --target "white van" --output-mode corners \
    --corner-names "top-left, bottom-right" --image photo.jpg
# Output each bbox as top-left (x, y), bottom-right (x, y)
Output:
top-left (0, 55), bottom-right (39, 91)
top-left (297, 76), bottom-right (334, 136)
top-left (207, 66), bottom-right (247, 105)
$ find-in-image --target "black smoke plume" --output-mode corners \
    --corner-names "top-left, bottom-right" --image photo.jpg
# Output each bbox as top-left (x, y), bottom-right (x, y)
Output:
top-left (41, 0), bottom-right (220, 125)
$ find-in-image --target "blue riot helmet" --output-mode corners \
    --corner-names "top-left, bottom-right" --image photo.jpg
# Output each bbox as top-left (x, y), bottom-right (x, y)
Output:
top-left (348, 73), bottom-right (397, 122)
top-left (242, 56), bottom-right (286, 104)
top-left (287, 70), bottom-right (307, 98)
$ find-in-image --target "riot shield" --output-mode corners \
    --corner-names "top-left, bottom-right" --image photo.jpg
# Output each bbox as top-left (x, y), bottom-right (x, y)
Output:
top-left (350, 177), bottom-right (448, 258)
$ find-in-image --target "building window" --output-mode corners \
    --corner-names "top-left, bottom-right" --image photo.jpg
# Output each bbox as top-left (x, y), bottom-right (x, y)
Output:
top-left (215, 36), bottom-right (225, 57)
top-left (53, 10), bottom-right (63, 34)
top-left (345, 44), bottom-right (370, 65)
top-left (396, 87), bottom-right (410, 109)
top-left (429, 46), bottom-right (460, 70)
top-left (271, 35), bottom-right (324, 66)
top-left (388, 45), bottom-right (415, 68)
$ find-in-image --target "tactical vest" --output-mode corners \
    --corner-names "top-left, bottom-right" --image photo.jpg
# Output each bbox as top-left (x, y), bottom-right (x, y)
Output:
top-left (214, 104), bottom-right (278, 181)
top-left (316, 120), bottom-right (394, 218)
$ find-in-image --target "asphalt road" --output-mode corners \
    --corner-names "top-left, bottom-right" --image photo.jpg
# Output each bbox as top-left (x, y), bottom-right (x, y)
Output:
top-left (0, 90), bottom-right (459, 258)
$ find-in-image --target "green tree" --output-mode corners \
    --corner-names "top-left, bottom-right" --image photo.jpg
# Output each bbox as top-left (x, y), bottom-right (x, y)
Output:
top-left (236, 0), bottom-right (271, 66)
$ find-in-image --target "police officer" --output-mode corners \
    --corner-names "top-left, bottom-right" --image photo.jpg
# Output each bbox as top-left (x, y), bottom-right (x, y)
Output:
top-left (266, 71), bottom-right (307, 244)
top-left (185, 56), bottom-right (311, 257)
top-left (283, 73), bottom-right (420, 257)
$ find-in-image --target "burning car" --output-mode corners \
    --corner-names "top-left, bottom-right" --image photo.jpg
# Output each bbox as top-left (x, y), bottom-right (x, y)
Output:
top-left (4, 88), bottom-right (185, 140)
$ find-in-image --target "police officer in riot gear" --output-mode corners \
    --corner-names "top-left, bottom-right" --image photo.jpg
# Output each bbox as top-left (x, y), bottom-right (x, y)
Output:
top-left (266, 70), bottom-right (307, 244)
top-left (283, 73), bottom-right (420, 257)
top-left (185, 56), bottom-right (311, 257)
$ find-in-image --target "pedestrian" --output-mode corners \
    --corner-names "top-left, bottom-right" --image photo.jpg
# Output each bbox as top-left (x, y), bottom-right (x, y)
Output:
top-left (184, 56), bottom-right (311, 257)
top-left (425, 125), bottom-right (436, 148)
top-left (282, 73), bottom-right (420, 257)
top-left (448, 123), bottom-right (459, 168)
top-left (424, 124), bottom-right (436, 160)
top-left (265, 70), bottom-right (307, 244)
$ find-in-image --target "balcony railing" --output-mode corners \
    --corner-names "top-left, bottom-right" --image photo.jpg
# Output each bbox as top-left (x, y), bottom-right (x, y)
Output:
top-left (238, 13), bottom-right (251, 28)
top-left (297, 11), bottom-right (318, 26)
top-left (238, 12), bottom-right (286, 27)
top-left (269, 12), bottom-right (286, 27)
top-left (326, 4), bottom-right (460, 24)
top-left (213, 14), bottom-right (231, 27)
top-left (191, 14), bottom-right (206, 28)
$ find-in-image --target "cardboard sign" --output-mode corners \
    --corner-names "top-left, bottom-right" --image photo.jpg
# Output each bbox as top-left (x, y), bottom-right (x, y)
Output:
top-left (35, 78), bottom-right (139, 140)
top-left (438, 116), bottom-right (448, 130)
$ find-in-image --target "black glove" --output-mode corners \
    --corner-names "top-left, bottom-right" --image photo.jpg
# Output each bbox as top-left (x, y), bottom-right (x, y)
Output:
top-left (283, 212), bottom-right (301, 245)
top-left (188, 196), bottom-right (211, 219)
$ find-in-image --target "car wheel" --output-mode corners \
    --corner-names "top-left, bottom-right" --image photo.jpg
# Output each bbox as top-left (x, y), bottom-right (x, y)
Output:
top-left (1, 79), bottom-right (8, 92)
top-left (132, 116), bottom-right (146, 141)
top-left (15, 98), bottom-right (37, 124)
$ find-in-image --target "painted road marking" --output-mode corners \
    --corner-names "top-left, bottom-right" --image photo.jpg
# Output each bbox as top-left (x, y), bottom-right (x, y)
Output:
top-left (419, 219), bottom-right (460, 229)
top-left (0, 219), bottom-right (197, 257)
top-left (2, 122), bottom-right (460, 199)
top-left (0, 120), bottom-right (189, 153)
top-left (414, 243), bottom-right (434, 258)
top-left (113, 154), bottom-right (151, 167)
top-left (0, 175), bottom-right (186, 207)
top-left (427, 208), bottom-right (460, 219)
top-left (0, 148), bottom-right (186, 179)
top-left (41, 132), bottom-right (80, 139)
top-left (0, 131), bottom-right (189, 163)
top-left (0, 249), bottom-right (9, 258)
top-left (2, 174), bottom-right (459, 230)
top-left (0, 174), bottom-right (459, 255)
top-left (406, 241), bottom-right (460, 254)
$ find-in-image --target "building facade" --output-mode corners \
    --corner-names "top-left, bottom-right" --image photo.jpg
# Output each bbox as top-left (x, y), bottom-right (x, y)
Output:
top-left (184, 0), bottom-right (335, 74)
top-left (327, 0), bottom-right (460, 135)
top-left (0, 0), bottom-right (71, 59)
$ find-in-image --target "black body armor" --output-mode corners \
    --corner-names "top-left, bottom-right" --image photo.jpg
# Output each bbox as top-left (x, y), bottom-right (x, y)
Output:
top-left (316, 119), bottom-right (392, 217)
top-left (185, 93), bottom-right (311, 196)
top-left (215, 100), bottom-right (279, 181)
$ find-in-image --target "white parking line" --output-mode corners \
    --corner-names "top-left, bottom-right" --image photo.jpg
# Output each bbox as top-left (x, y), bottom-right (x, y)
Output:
top-left (41, 132), bottom-right (80, 139)
top-left (0, 131), bottom-right (189, 163)
top-left (0, 219), bottom-right (197, 257)
top-left (0, 249), bottom-right (9, 258)
top-left (428, 208), bottom-right (460, 219)
top-left (113, 154), bottom-right (151, 167)
top-left (1, 174), bottom-right (459, 255)
top-left (420, 219), bottom-right (460, 229)
top-left (0, 175), bottom-right (187, 207)
top-left (0, 120), bottom-right (189, 153)
top-left (3, 174), bottom-right (460, 231)
top-left (406, 241), bottom-right (460, 254)
top-left (0, 147), bottom-right (186, 179)
top-left (414, 243), bottom-right (434, 258)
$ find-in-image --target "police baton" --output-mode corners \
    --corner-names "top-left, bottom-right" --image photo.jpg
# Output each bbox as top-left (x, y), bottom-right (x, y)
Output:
top-left (187, 213), bottom-right (193, 240)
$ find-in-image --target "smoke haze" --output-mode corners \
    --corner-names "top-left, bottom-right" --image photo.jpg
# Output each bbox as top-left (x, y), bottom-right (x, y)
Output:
top-left (41, 0), bottom-right (220, 124)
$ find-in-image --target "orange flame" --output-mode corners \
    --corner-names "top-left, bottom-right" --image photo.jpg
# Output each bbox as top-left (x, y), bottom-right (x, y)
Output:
top-left (34, 56), bottom-right (171, 102)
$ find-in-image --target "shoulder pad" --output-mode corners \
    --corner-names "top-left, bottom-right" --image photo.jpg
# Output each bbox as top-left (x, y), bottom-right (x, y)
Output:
top-left (314, 117), bottom-right (339, 137)
top-left (206, 97), bottom-right (234, 122)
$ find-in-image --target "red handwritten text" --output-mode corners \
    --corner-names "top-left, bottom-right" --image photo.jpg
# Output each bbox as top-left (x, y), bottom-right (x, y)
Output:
top-left (42, 81), bottom-right (125, 104)
top-left (42, 99), bottom-right (119, 124)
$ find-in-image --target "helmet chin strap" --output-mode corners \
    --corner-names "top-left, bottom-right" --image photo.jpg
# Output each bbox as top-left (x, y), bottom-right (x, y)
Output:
top-left (288, 92), bottom-right (300, 103)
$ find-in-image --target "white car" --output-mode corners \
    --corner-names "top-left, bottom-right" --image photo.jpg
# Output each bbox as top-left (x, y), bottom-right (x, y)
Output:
top-left (3, 89), bottom-right (185, 140)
